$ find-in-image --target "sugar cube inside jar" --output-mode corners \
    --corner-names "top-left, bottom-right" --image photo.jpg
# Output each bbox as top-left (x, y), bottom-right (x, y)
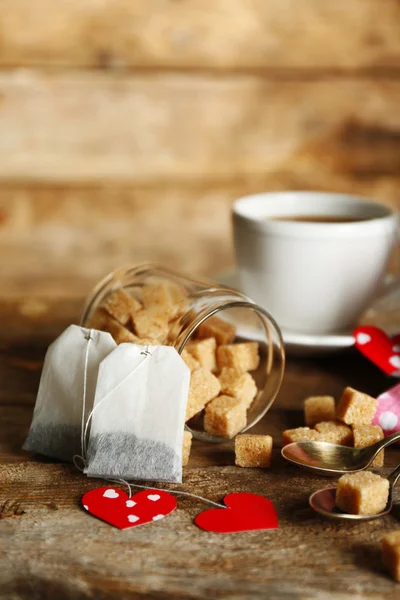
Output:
top-left (81, 264), bottom-right (285, 442)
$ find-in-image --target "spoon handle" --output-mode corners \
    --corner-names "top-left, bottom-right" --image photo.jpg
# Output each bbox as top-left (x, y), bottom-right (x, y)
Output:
top-left (387, 463), bottom-right (400, 489)
top-left (374, 431), bottom-right (400, 455)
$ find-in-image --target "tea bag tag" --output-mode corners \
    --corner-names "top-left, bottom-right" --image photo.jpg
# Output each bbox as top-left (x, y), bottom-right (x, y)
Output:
top-left (23, 325), bottom-right (116, 462)
top-left (85, 344), bottom-right (190, 483)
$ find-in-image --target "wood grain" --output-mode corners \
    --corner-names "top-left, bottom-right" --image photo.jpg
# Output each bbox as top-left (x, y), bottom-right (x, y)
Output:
top-left (0, 73), bottom-right (398, 183)
top-left (1, 299), bottom-right (400, 598)
top-left (1, 461), bottom-right (400, 599)
top-left (0, 0), bottom-right (399, 70)
top-left (0, 174), bottom-right (398, 298)
top-left (0, 184), bottom-right (234, 294)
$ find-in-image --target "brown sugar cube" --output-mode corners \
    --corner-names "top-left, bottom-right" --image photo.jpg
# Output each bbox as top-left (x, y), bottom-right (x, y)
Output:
top-left (186, 338), bottom-right (217, 372)
top-left (182, 430), bottom-right (192, 466)
top-left (353, 424), bottom-right (384, 467)
top-left (132, 309), bottom-right (169, 343)
top-left (101, 315), bottom-right (138, 345)
top-left (142, 281), bottom-right (179, 307)
top-left (204, 395), bottom-right (246, 438)
top-left (181, 349), bottom-right (200, 372)
top-left (304, 396), bottom-right (336, 427)
top-left (336, 387), bottom-right (377, 425)
top-left (142, 282), bottom-right (187, 320)
top-left (166, 315), bottom-right (183, 344)
top-left (282, 427), bottom-right (323, 446)
top-left (314, 421), bottom-right (353, 446)
top-left (335, 471), bottom-right (389, 515)
top-left (235, 434), bottom-right (273, 468)
top-left (218, 367), bottom-right (257, 408)
top-left (85, 307), bottom-right (109, 331)
top-left (131, 337), bottom-right (160, 346)
top-left (217, 342), bottom-right (260, 373)
top-left (85, 309), bottom-right (156, 345)
top-left (382, 531), bottom-right (400, 581)
top-left (185, 368), bottom-right (221, 421)
top-left (103, 288), bottom-right (142, 326)
top-left (196, 316), bottom-right (236, 345)
top-left (111, 326), bottom-right (140, 345)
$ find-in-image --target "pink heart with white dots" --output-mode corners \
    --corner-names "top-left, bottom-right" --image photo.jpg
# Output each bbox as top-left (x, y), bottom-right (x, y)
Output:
top-left (372, 382), bottom-right (400, 441)
top-left (82, 487), bottom-right (176, 530)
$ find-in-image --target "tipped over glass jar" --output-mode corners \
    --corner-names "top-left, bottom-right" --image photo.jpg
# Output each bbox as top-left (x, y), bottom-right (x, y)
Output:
top-left (81, 263), bottom-right (285, 442)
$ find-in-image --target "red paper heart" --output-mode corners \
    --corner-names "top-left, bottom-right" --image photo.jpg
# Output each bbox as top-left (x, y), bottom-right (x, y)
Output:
top-left (194, 492), bottom-right (278, 534)
top-left (82, 487), bottom-right (176, 530)
top-left (392, 333), bottom-right (400, 352)
top-left (353, 326), bottom-right (400, 376)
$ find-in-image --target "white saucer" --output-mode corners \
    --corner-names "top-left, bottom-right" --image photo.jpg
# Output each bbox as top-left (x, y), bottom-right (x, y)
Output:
top-left (279, 329), bottom-right (354, 356)
top-left (215, 271), bottom-right (355, 356)
top-left (215, 271), bottom-right (399, 356)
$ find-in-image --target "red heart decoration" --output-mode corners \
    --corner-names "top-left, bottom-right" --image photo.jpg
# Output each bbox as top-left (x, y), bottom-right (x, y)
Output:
top-left (392, 333), bottom-right (400, 351)
top-left (353, 326), bottom-right (400, 376)
top-left (194, 492), bottom-right (278, 534)
top-left (82, 487), bottom-right (176, 530)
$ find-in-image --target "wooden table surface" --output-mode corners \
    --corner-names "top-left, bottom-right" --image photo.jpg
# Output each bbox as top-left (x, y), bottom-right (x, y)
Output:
top-left (1, 297), bottom-right (399, 600)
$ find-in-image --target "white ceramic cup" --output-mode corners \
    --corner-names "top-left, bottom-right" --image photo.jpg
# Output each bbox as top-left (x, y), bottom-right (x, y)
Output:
top-left (232, 192), bottom-right (399, 334)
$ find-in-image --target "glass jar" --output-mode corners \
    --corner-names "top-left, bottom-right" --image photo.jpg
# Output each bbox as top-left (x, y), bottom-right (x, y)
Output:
top-left (80, 263), bottom-right (285, 442)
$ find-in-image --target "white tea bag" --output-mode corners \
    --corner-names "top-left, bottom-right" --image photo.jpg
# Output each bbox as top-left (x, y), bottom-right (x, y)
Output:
top-left (85, 344), bottom-right (190, 483)
top-left (23, 325), bottom-right (116, 462)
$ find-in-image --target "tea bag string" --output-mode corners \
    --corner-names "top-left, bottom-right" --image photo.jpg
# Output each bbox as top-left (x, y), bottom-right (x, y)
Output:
top-left (82, 352), bottom-right (151, 462)
top-left (109, 478), bottom-right (226, 509)
top-left (80, 330), bottom-right (93, 461)
top-left (74, 336), bottom-right (154, 470)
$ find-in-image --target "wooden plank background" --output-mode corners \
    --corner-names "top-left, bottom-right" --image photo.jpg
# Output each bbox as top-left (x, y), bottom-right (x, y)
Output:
top-left (0, 0), bottom-right (399, 297)
top-left (1, 0), bottom-right (399, 70)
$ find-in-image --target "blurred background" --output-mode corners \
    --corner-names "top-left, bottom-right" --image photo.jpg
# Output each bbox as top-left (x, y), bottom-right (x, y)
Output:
top-left (0, 0), bottom-right (399, 300)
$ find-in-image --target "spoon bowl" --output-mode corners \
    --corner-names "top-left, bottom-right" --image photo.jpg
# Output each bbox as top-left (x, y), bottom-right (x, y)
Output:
top-left (282, 431), bottom-right (400, 475)
top-left (309, 487), bottom-right (391, 521)
top-left (309, 463), bottom-right (400, 521)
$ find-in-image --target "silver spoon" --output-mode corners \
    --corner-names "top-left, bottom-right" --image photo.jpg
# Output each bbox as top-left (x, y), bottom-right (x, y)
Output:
top-left (309, 463), bottom-right (400, 520)
top-left (281, 431), bottom-right (400, 475)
